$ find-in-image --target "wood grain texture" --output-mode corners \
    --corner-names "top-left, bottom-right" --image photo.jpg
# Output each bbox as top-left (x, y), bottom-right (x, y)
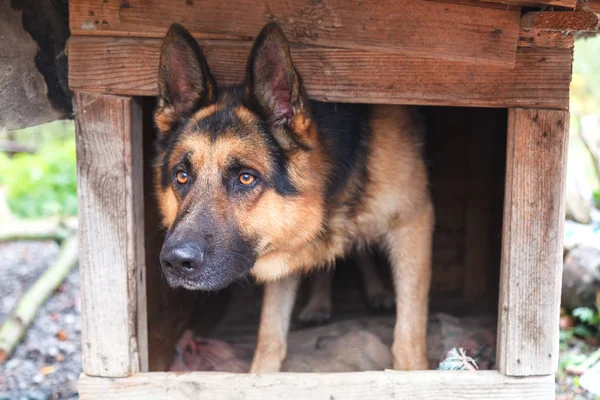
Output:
top-left (589, 0), bottom-right (600, 14)
top-left (435, 0), bottom-right (574, 8)
top-left (69, 0), bottom-right (520, 66)
top-left (473, 0), bottom-right (576, 7)
top-left (78, 371), bottom-right (554, 400)
top-left (518, 30), bottom-right (574, 48)
top-left (498, 108), bottom-right (569, 376)
top-left (68, 36), bottom-right (573, 109)
top-left (75, 92), bottom-right (147, 377)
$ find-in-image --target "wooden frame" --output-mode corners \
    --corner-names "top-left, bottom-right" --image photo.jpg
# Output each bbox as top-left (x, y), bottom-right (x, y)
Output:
top-left (498, 108), bottom-right (569, 376)
top-left (70, 0), bottom-right (583, 397)
top-left (75, 92), bottom-right (148, 376)
top-left (78, 371), bottom-right (555, 399)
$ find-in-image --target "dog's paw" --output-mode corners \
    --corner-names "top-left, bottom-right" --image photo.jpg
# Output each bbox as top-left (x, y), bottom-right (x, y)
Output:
top-left (297, 303), bottom-right (332, 326)
top-left (366, 289), bottom-right (395, 312)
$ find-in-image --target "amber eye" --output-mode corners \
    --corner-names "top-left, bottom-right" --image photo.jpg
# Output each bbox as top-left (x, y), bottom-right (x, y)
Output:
top-left (176, 171), bottom-right (188, 185)
top-left (238, 173), bottom-right (256, 186)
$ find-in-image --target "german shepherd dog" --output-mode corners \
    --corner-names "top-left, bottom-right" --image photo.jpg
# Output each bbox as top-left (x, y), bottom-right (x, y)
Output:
top-left (154, 22), bottom-right (434, 372)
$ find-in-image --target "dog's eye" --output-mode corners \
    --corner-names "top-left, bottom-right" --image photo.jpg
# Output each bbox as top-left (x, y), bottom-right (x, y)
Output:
top-left (176, 171), bottom-right (189, 185)
top-left (238, 173), bottom-right (256, 186)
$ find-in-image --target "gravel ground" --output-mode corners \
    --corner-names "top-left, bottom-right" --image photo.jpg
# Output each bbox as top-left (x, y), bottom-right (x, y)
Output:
top-left (0, 241), bottom-right (81, 400)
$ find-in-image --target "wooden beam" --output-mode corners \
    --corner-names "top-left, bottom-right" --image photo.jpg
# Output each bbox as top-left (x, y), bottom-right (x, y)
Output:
top-left (78, 371), bottom-right (554, 399)
top-left (69, 0), bottom-right (521, 66)
top-left (518, 30), bottom-right (574, 48)
top-left (68, 36), bottom-right (573, 110)
top-left (472, 0), bottom-right (576, 7)
top-left (75, 92), bottom-right (148, 377)
top-left (521, 9), bottom-right (599, 31)
top-left (589, 0), bottom-right (600, 14)
top-left (498, 108), bottom-right (569, 376)
top-left (438, 0), bottom-right (575, 8)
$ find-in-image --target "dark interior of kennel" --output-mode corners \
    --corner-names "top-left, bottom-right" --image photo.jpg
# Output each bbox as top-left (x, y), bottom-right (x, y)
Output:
top-left (141, 98), bottom-right (507, 372)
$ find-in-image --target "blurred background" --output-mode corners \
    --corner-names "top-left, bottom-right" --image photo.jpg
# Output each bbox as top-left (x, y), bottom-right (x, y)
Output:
top-left (0, 35), bottom-right (599, 400)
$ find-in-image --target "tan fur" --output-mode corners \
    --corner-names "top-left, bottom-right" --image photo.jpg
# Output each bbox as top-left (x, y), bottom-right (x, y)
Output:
top-left (385, 202), bottom-right (434, 370)
top-left (155, 103), bottom-right (176, 133)
top-left (249, 105), bottom-right (428, 281)
top-left (247, 104), bottom-right (433, 372)
top-left (250, 274), bottom-right (301, 373)
top-left (189, 103), bottom-right (221, 125)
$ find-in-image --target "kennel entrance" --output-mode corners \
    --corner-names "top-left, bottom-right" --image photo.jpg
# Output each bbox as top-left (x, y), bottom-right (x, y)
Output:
top-left (68, 0), bottom-right (588, 397)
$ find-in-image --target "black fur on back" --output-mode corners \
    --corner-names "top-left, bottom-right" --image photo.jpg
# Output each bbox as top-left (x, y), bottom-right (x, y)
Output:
top-left (310, 101), bottom-right (371, 201)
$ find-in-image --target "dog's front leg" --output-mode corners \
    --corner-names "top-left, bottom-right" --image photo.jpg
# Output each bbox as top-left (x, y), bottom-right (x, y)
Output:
top-left (384, 200), bottom-right (434, 370)
top-left (250, 273), bottom-right (301, 373)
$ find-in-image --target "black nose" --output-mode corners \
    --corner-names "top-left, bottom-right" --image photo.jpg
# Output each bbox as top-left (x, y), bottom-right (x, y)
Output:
top-left (160, 243), bottom-right (205, 273)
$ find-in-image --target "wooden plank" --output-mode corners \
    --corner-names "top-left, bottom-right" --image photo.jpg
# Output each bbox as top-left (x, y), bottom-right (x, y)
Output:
top-left (589, 0), bottom-right (600, 14)
top-left (75, 92), bottom-right (147, 377)
top-left (521, 9), bottom-right (599, 31)
top-left (78, 371), bottom-right (554, 400)
top-left (475, 0), bottom-right (576, 7)
top-left (440, 0), bottom-right (574, 8)
top-left (498, 108), bottom-right (569, 376)
top-left (68, 36), bottom-right (573, 110)
top-left (518, 29), bottom-right (574, 48)
top-left (69, 0), bottom-right (521, 66)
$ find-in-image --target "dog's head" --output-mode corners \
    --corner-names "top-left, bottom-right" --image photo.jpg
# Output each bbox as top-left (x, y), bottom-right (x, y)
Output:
top-left (154, 23), bottom-right (326, 290)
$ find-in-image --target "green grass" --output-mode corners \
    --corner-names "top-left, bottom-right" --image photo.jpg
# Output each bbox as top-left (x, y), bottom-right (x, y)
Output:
top-left (0, 122), bottom-right (77, 219)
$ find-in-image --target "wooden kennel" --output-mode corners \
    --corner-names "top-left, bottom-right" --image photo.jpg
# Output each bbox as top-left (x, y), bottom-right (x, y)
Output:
top-left (69, 0), bottom-right (600, 398)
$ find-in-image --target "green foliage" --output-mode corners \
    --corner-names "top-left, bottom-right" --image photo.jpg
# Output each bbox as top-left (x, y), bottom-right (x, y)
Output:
top-left (573, 324), bottom-right (595, 338)
top-left (566, 306), bottom-right (600, 341)
top-left (594, 190), bottom-right (600, 208)
top-left (0, 124), bottom-right (77, 219)
top-left (573, 307), bottom-right (600, 326)
top-left (560, 328), bottom-right (574, 348)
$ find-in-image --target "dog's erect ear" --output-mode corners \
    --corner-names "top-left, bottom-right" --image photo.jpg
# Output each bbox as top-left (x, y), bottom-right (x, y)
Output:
top-left (245, 23), bottom-right (310, 133)
top-left (155, 23), bottom-right (216, 134)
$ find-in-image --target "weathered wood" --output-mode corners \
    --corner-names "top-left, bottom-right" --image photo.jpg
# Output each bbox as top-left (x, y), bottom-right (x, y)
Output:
top-left (589, 0), bottom-right (600, 14)
top-left (473, 0), bottom-right (576, 7)
top-left (521, 9), bottom-right (599, 31)
top-left (434, 0), bottom-right (574, 9)
top-left (68, 36), bottom-right (573, 109)
top-left (75, 92), bottom-right (147, 377)
top-left (518, 30), bottom-right (574, 48)
top-left (78, 371), bottom-right (554, 399)
top-left (69, 0), bottom-right (521, 66)
top-left (498, 108), bottom-right (569, 376)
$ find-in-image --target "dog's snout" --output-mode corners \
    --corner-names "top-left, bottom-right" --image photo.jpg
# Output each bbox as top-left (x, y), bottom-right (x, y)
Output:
top-left (160, 243), bottom-right (205, 273)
